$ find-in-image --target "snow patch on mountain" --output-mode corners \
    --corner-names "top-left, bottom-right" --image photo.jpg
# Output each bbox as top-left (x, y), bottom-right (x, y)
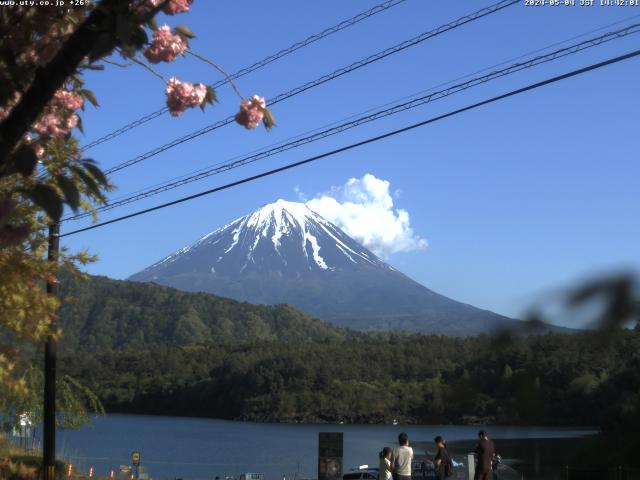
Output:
top-left (129, 199), bottom-right (521, 337)
top-left (142, 199), bottom-right (387, 277)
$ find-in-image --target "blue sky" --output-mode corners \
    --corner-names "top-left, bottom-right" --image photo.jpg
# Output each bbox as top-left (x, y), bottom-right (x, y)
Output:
top-left (61, 0), bottom-right (640, 325)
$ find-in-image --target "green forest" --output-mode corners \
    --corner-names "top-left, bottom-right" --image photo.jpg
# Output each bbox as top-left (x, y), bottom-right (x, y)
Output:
top-left (50, 274), bottom-right (640, 432)
top-left (56, 273), bottom-right (351, 352)
top-left (0, 272), bottom-right (624, 438)
top-left (61, 331), bottom-right (640, 431)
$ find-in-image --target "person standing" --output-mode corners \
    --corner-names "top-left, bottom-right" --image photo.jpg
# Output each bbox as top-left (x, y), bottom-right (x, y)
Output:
top-left (433, 436), bottom-right (452, 480)
top-left (393, 432), bottom-right (413, 480)
top-left (474, 430), bottom-right (495, 480)
top-left (379, 447), bottom-right (393, 480)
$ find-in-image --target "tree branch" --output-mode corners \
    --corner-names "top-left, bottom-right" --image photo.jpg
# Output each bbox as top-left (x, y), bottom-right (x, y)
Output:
top-left (0, 1), bottom-right (122, 173)
top-left (0, 0), bottom-right (166, 174)
top-left (187, 49), bottom-right (244, 100)
top-left (130, 55), bottom-right (167, 82)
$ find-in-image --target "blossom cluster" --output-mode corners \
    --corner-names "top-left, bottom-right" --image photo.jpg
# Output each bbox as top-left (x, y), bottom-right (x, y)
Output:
top-left (140, 1), bottom-right (274, 131)
top-left (143, 25), bottom-right (187, 64)
top-left (165, 78), bottom-right (207, 116)
top-left (31, 88), bottom-right (83, 138)
top-left (53, 89), bottom-right (84, 111)
top-left (19, 23), bottom-right (75, 68)
top-left (32, 112), bottom-right (78, 138)
top-left (0, 92), bottom-right (21, 123)
top-left (1, 87), bottom-right (84, 158)
top-left (235, 95), bottom-right (267, 130)
top-left (149, 0), bottom-right (193, 15)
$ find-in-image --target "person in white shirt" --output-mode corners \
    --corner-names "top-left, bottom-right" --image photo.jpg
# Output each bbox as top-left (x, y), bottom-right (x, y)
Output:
top-left (379, 446), bottom-right (393, 480)
top-left (392, 432), bottom-right (413, 480)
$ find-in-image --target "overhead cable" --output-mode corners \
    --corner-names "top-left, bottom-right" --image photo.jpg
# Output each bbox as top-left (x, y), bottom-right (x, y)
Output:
top-left (59, 48), bottom-right (640, 238)
top-left (101, 0), bottom-right (519, 175)
top-left (62, 23), bottom-right (640, 222)
top-left (80, 0), bottom-right (409, 151)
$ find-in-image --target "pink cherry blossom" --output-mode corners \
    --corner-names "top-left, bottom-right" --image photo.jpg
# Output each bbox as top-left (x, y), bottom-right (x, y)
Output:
top-left (32, 112), bottom-right (77, 137)
top-left (143, 25), bottom-right (187, 64)
top-left (65, 114), bottom-right (78, 130)
top-left (31, 142), bottom-right (45, 158)
top-left (235, 95), bottom-right (266, 130)
top-left (165, 77), bottom-right (207, 116)
top-left (0, 92), bottom-right (21, 121)
top-left (148, 0), bottom-right (193, 15)
top-left (53, 89), bottom-right (84, 111)
top-left (32, 113), bottom-right (64, 136)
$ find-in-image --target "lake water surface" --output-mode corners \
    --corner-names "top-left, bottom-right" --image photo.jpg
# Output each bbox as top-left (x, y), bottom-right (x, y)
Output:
top-left (56, 415), bottom-right (596, 480)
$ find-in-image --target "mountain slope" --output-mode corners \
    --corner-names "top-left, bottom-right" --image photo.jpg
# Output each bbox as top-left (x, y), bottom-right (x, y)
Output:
top-left (129, 200), bottom-right (521, 336)
top-left (57, 272), bottom-right (349, 352)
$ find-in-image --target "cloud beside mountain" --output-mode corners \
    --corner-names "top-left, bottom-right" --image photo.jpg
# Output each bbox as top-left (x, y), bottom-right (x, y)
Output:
top-left (306, 173), bottom-right (427, 257)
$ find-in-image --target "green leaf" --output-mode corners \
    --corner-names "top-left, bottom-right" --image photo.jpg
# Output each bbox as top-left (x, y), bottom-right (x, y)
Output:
top-left (82, 63), bottom-right (106, 71)
top-left (205, 85), bottom-right (217, 105)
top-left (75, 115), bottom-right (84, 134)
top-left (11, 144), bottom-right (38, 177)
top-left (72, 166), bottom-right (107, 204)
top-left (129, 26), bottom-right (149, 51)
top-left (262, 108), bottom-right (276, 131)
top-left (80, 89), bottom-right (99, 107)
top-left (174, 25), bottom-right (196, 39)
top-left (27, 184), bottom-right (63, 221)
top-left (81, 160), bottom-right (108, 186)
top-left (147, 16), bottom-right (159, 31)
top-left (56, 175), bottom-right (80, 211)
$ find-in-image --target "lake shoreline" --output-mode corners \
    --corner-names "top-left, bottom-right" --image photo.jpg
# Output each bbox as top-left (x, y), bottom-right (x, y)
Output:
top-left (53, 414), bottom-right (601, 480)
top-left (100, 408), bottom-right (603, 429)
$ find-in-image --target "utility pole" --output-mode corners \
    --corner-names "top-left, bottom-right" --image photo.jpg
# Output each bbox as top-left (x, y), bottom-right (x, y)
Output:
top-left (43, 222), bottom-right (60, 480)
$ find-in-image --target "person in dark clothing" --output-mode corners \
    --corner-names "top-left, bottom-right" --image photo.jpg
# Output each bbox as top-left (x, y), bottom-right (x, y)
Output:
top-left (474, 430), bottom-right (496, 480)
top-left (433, 436), bottom-right (451, 480)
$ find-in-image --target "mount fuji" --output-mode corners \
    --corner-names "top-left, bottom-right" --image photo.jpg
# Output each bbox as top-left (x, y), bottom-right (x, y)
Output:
top-left (129, 199), bottom-right (518, 335)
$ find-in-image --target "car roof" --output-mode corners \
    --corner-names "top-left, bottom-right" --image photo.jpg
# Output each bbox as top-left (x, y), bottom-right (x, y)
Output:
top-left (343, 471), bottom-right (378, 479)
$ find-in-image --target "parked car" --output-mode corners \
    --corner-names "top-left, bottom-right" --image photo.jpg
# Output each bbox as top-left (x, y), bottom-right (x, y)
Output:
top-left (343, 467), bottom-right (379, 480)
top-left (239, 473), bottom-right (264, 480)
top-left (411, 460), bottom-right (437, 479)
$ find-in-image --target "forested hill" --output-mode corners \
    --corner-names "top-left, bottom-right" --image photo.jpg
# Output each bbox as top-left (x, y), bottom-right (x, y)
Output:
top-left (61, 331), bottom-right (640, 429)
top-left (55, 273), bottom-right (640, 430)
top-left (57, 273), bottom-right (351, 352)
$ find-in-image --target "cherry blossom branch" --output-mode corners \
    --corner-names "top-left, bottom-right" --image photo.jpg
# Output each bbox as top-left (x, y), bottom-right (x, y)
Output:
top-left (102, 58), bottom-right (135, 68)
top-left (186, 50), bottom-right (244, 100)
top-left (129, 55), bottom-right (167, 83)
top-left (0, 4), bottom-right (112, 171)
top-left (0, 0), bottom-right (167, 172)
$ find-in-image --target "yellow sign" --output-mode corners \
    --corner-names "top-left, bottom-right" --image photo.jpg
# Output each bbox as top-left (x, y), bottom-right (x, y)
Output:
top-left (131, 452), bottom-right (141, 466)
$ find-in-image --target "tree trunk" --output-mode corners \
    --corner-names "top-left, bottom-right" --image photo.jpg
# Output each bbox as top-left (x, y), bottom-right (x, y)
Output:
top-left (0, 0), bottom-right (122, 171)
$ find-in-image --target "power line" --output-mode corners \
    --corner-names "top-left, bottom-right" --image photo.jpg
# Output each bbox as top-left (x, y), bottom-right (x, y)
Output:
top-left (58, 48), bottom-right (640, 238)
top-left (81, 14), bottom-right (640, 184)
top-left (80, 0), bottom-right (408, 151)
top-left (62, 22), bottom-right (640, 222)
top-left (86, 14), bottom-right (640, 208)
top-left (101, 0), bottom-right (519, 175)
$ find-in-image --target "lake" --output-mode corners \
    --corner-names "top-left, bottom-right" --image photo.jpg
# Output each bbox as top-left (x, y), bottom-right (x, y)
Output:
top-left (54, 414), bottom-right (596, 480)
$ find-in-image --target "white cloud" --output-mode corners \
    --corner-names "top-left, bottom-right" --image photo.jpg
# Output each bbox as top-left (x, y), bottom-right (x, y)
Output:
top-left (307, 174), bottom-right (427, 257)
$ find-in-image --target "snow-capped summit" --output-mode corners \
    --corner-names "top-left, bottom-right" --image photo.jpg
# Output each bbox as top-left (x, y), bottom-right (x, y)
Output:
top-left (139, 199), bottom-right (388, 278)
top-left (130, 199), bottom-right (518, 335)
